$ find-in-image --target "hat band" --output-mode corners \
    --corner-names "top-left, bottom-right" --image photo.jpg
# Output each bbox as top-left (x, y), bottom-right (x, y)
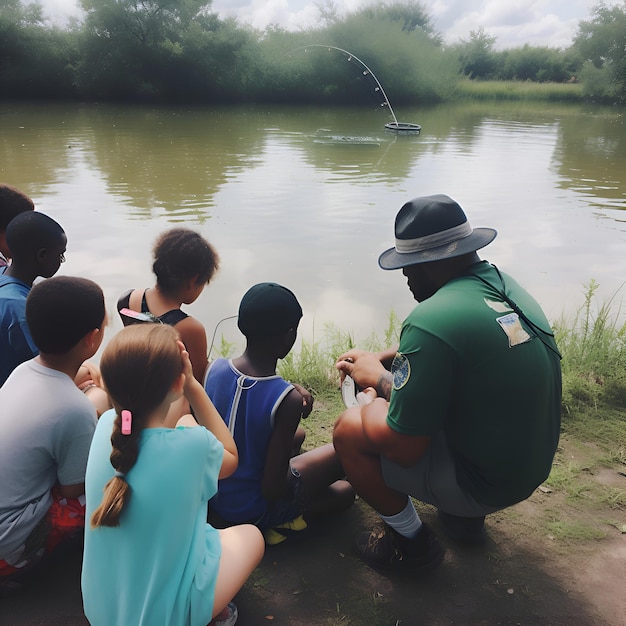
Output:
top-left (395, 221), bottom-right (472, 254)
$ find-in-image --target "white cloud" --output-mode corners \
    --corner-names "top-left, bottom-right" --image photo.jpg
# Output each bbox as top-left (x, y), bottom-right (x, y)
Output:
top-left (433, 0), bottom-right (625, 49)
top-left (34, 0), bottom-right (624, 50)
top-left (36, 0), bottom-right (81, 23)
top-left (218, 0), bottom-right (320, 31)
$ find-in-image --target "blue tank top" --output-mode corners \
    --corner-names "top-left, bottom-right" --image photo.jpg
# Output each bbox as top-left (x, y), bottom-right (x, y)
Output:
top-left (204, 358), bottom-right (293, 523)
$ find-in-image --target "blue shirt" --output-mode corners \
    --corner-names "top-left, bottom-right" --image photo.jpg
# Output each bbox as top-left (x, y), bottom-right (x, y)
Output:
top-left (204, 358), bottom-right (293, 523)
top-left (82, 410), bottom-right (224, 626)
top-left (0, 271), bottom-right (37, 387)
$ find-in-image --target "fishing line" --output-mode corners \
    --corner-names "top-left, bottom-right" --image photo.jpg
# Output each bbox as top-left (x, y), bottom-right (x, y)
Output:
top-left (208, 314), bottom-right (238, 359)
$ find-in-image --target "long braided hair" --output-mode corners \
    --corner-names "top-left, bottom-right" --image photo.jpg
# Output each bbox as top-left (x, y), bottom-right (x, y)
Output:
top-left (90, 324), bottom-right (183, 528)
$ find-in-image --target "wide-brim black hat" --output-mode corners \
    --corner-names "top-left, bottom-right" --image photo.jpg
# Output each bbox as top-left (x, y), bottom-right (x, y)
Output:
top-left (378, 194), bottom-right (497, 270)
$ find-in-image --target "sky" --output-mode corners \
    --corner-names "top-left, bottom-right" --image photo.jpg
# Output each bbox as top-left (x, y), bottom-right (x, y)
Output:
top-left (34, 0), bottom-right (622, 49)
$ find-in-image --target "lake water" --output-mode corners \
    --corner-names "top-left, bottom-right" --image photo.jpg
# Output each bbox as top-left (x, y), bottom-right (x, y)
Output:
top-left (1, 101), bottom-right (625, 355)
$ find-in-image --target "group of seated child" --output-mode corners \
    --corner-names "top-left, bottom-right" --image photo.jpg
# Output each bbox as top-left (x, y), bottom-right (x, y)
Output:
top-left (0, 183), bottom-right (355, 626)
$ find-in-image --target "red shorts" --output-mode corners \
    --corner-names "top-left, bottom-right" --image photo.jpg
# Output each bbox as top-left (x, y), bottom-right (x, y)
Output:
top-left (0, 488), bottom-right (85, 577)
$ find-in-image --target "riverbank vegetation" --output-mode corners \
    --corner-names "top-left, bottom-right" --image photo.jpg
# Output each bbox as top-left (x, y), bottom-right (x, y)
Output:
top-left (454, 79), bottom-right (584, 102)
top-left (1, 1), bottom-right (625, 106)
top-left (556, 282), bottom-right (626, 429)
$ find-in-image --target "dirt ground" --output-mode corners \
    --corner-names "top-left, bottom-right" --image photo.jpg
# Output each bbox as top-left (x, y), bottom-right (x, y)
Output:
top-left (2, 443), bottom-right (625, 626)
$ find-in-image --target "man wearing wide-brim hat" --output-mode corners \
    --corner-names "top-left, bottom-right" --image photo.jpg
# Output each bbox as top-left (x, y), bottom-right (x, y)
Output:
top-left (333, 194), bottom-right (562, 575)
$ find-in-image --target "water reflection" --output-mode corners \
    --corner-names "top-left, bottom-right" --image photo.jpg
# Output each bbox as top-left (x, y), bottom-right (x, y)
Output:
top-left (0, 101), bottom-right (624, 350)
top-left (75, 105), bottom-right (271, 220)
top-left (0, 103), bottom-right (76, 193)
top-left (555, 111), bottom-right (626, 216)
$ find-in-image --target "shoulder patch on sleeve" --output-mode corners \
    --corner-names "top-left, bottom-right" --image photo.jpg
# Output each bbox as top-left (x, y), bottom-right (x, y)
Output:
top-left (391, 353), bottom-right (411, 390)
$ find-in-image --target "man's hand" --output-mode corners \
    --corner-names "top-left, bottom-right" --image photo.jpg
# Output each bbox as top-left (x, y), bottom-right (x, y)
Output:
top-left (336, 349), bottom-right (386, 388)
top-left (356, 386), bottom-right (377, 405)
top-left (336, 350), bottom-right (393, 400)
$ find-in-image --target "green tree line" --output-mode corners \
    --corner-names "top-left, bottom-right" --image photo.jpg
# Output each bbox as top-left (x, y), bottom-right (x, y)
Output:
top-left (1, 0), bottom-right (625, 105)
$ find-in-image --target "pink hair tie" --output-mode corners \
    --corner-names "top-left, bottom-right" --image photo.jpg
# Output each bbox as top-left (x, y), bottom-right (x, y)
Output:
top-left (121, 410), bottom-right (132, 435)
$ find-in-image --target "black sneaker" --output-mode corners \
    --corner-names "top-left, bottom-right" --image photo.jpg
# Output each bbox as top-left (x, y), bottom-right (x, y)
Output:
top-left (354, 522), bottom-right (445, 575)
top-left (437, 510), bottom-right (487, 545)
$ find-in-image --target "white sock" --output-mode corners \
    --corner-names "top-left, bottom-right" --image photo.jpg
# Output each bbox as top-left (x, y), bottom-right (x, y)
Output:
top-left (380, 499), bottom-right (422, 539)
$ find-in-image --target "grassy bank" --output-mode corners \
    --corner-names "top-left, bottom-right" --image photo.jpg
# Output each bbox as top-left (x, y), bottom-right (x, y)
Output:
top-left (556, 281), bottom-right (626, 416)
top-left (548, 281), bottom-right (626, 524)
top-left (453, 78), bottom-right (584, 102)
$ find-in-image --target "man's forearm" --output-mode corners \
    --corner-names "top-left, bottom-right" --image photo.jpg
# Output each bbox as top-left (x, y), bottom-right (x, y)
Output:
top-left (376, 371), bottom-right (393, 401)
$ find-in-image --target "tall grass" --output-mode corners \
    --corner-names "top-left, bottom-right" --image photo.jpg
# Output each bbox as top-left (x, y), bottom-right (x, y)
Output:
top-left (554, 280), bottom-right (626, 414)
top-left (453, 79), bottom-right (584, 102)
top-left (277, 312), bottom-right (402, 399)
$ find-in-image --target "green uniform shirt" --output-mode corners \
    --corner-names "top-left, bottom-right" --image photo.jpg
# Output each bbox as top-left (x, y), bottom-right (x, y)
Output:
top-left (388, 261), bottom-right (562, 507)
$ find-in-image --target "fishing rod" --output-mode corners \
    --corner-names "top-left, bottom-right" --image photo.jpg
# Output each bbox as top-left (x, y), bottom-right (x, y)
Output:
top-left (290, 45), bottom-right (421, 133)
top-left (291, 45), bottom-right (400, 126)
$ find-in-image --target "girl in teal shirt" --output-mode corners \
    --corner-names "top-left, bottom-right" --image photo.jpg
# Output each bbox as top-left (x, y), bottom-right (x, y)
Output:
top-left (82, 324), bottom-right (264, 625)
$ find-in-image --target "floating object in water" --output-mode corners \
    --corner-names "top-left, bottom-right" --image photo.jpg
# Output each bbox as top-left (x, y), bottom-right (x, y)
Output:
top-left (313, 135), bottom-right (380, 146)
top-left (384, 122), bottom-right (421, 135)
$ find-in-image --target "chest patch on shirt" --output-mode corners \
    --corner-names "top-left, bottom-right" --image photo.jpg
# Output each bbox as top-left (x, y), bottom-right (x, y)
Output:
top-left (496, 312), bottom-right (532, 347)
top-left (391, 353), bottom-right (411, 390)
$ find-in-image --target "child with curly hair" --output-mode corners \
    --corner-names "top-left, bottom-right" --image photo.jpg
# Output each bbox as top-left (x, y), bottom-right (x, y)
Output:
top-left (117, 228), bottom-right (219, 382)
